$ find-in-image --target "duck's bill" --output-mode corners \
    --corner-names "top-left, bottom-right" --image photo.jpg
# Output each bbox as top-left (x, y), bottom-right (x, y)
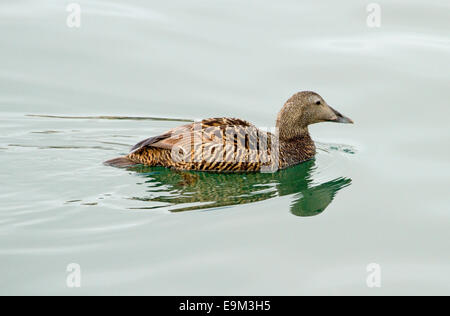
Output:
top-left (329, 106), bottom-right (354, 124)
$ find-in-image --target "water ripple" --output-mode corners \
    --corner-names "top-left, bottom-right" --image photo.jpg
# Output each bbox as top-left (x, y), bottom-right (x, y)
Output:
top-left (286, 33), bottom-right (450, 53)
top-left (26, 114), bottom-right (193, 123)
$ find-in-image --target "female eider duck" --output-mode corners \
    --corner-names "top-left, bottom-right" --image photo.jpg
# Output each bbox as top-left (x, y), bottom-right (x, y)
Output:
top-left (105, 91), bottom-right (353, 172)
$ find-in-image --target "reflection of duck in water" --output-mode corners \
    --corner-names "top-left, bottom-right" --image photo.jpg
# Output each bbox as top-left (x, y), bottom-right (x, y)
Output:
top-left (105, 91), bottom-right (353, 172)
top-left (130, 160), bottom-right (351, 217)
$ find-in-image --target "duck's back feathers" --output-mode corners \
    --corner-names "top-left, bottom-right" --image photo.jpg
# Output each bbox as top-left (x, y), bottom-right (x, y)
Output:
top-left (124, 117), bottom-right (277, 172)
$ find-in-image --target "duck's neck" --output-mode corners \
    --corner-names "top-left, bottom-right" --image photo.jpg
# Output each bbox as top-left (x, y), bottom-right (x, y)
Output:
top-left (277, 128), bottom-right (316, 168)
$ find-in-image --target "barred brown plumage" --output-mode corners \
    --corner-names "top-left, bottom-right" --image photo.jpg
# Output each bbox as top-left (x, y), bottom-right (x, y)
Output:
top-left (104, 91), bottom-right (353, 172)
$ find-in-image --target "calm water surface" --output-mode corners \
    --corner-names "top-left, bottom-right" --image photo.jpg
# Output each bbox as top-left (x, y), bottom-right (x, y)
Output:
top-left (1, 0), bottom-right (449, 295)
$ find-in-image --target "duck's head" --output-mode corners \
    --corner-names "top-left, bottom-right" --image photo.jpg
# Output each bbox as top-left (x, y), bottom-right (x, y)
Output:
top-left (276, 91), bottom-right (353, 140)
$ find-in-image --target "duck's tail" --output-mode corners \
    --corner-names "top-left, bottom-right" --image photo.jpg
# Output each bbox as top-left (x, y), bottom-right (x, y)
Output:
top-left (103, 156), bottom-right (138, 168)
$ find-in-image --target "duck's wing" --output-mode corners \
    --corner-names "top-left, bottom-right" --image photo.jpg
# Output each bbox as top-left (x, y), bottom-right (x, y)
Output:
top-left (129, 117), bottom-right (279, 171)
top-left (130, 118), bottom-right (254, 154)
top-left (129, 123), bottom-right (190, 154)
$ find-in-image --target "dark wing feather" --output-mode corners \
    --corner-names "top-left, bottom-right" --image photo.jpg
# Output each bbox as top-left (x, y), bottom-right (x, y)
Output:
top-left (130, 133), bottom-right (172, 153)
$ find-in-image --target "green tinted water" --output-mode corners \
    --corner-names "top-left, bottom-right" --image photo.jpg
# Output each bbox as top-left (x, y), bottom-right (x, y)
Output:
top-left (1, 0), bottom-right (449, 295)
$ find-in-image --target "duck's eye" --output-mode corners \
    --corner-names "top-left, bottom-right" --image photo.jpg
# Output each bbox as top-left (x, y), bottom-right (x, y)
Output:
top-left (315, 101), bottom-right (321, 105)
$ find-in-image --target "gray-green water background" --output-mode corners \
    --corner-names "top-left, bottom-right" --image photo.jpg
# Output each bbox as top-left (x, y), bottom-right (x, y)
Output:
top-left (0, 0), bottom-right (449, 295)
